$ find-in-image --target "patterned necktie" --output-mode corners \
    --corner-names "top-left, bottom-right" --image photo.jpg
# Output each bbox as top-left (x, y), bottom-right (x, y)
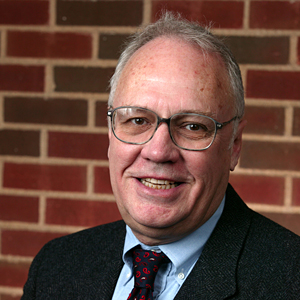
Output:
top-left (127, 248), bottom-right (169, 300)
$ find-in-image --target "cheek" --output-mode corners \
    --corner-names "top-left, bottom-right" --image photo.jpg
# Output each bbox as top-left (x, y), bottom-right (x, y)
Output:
top-left (108, 141), bottom-right (129, 204)
top-left (108, 139), bottom-right (140, 177)
top-left (186, 146), bottom-right (230, 183)
top-left (184, 152), bottom-right (215, 179)
top-left (211, 144), bottom-right (232, 180)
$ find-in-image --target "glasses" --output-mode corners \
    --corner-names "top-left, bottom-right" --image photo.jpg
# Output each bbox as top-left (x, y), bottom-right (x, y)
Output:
top-left (107, 106), bottom-right (238, 151)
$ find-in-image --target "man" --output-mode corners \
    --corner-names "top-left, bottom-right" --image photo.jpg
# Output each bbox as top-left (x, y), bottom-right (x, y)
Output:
top-left (22, 12), bottom-right (300, 299)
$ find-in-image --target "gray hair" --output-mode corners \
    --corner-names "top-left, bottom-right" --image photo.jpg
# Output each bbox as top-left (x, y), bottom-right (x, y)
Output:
top-left (108, 11), bottom-right (244, 119)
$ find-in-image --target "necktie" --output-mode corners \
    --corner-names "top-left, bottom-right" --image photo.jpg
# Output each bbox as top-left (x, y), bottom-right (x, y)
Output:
top-left (127, 248), bottom-right (169, 300)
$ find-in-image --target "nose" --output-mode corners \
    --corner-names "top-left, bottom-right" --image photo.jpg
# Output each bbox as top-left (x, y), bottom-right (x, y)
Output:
top-left (140, 123), bottom-right (180, 163)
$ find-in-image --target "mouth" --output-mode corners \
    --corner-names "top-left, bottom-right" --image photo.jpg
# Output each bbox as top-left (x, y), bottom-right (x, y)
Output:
top-left (139, 178), bottom-right (181, 190)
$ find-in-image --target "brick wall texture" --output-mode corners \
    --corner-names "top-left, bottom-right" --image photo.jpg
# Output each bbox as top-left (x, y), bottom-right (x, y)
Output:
top-left (0, 0), bottom-right (300, 297)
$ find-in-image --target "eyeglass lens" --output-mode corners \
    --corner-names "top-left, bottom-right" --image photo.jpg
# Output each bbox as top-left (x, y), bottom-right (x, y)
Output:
top-left (111, 107), bottom-right (217, 150)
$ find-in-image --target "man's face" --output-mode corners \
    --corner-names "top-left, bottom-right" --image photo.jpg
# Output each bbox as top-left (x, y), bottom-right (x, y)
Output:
top-left (108, 37), bottom-right (245, 245)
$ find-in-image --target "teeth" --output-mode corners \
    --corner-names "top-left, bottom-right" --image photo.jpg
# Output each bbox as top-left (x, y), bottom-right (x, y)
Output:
top-left (140, 178), bottom-right (178, 190)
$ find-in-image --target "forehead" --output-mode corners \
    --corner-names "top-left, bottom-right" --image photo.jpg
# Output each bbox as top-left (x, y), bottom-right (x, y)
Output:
top-left (114, 37), bottom-right (233, 116)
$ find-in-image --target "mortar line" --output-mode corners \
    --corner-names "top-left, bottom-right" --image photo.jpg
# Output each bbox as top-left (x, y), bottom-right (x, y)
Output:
top-left (243, 0), bottom-right (251, 30)
top-left (143, 0), bottom-right (152, 25)
top-left (39, 195), bottom-right (46, 226)
top-left (284, 106), bottom-right (294, 137)
top-left (284, 175), bottom-right (293, 207)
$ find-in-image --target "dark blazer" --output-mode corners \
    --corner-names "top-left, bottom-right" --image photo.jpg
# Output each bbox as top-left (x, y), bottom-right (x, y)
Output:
top-left (21, 185), bottom-right (300, 299)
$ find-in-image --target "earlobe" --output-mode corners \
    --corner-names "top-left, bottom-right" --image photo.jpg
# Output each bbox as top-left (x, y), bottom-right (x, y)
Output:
top-left (230, 119), bottom-right (247, 171)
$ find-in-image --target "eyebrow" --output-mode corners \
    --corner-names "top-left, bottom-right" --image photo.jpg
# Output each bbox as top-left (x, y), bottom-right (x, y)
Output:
top-left (177, 109), bottom-right (217, 118)
top-left (111, 105), bottom-right (217, 119)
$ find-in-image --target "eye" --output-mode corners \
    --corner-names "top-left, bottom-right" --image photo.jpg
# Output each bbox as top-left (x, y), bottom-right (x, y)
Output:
top-left (131, 118), bottom-right (147, 125)
top-left (184, 123), bottom-right (207, 131)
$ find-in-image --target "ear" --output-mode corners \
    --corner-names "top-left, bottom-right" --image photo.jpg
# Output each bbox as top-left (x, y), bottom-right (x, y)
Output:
top-left (108, 127), bottom-right (112, 140)
top-left (230, 119), bottom-right (247, 171)
top-left (107, 127), bottom-right (112, 159)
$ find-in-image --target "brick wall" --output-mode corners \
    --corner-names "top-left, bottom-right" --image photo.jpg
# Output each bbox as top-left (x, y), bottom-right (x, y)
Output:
top-left (0, 0), bottom-right (299, 298)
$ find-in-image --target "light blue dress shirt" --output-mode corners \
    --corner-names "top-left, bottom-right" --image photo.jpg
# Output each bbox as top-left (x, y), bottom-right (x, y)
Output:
top-left (112, 197), bottom-right (225, 300)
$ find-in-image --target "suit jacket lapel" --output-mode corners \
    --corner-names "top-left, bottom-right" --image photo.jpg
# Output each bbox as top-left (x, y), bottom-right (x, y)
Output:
top-left (175, 184), bottom-right (252, 300)
top-left (99, 244), bottom-right (124, 300)
top-left (72, 221), bottom-right (126, 300)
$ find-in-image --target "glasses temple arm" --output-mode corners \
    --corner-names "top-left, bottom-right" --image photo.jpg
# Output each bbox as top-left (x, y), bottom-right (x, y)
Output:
top-left (216, 116), bottom-right (239, 129)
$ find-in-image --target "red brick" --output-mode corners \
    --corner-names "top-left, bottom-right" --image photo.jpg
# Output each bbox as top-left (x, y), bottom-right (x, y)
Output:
top-left (229, 175), bottom-right (284, 205)
top-left (0, 65), bottom-right (44, 92)
top-left (259, 212), bottom-right (300, 236)
top-left (152, 1), bottom-right (244, 29)
top-left (293, 108), bottom-right (300, 136)
top-left (7, 31), bottom-right (92, 59)
top-left (246, 70), bottom-right (300, 100)
top-left (46, 198), bottom-right (121, 227)
top-left (3, 163), bottom-right (87, 192)
top-left (99, 34), bottom-right (130, 60)
top-left (48, 132), bottom-right (109, 160)
top-left (95, 101), bottom-right (109, 127)
top-left (240, 141), bottom-right (300, 171)
top-left (1, 230), bottom-right (66, 257)
top-left (57, 0), bottom-right (143, 26)
top-left (94, 167), bottom-right (112, 194)
top-left (0, 194), bottom-right (39, 223)
top-left (0, 0), bottom-right (49, 25)
top-left (54, 67), bottom-right (115, 93)
top-left (293, 178), bottom-right (300, 206)
top-left (0, 129), bottom-right (40, 156)
top-left (4, 97), bottom-right (87, 126)
top-left (223, 36), bottom-right (289, 65)
top-left (0, 260), bottom-right (30, 287)
top-left (0, 295), bottom-right (21, 300)
top-left (243, 106), bottom-right (285, 135)
top-left (250, 1), bottom-right (300, 29)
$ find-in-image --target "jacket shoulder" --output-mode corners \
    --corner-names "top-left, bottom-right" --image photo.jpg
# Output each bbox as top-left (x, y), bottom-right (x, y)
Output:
top-left (22, 220), bottom-right (126, 299)
top-left (227, 185), bottom-right (300, 298)
top-left (41, 220), bottom-right (126, 261)
top-left (245, 210), bottom-right (300, 258)
top-left (47, 220), bottom-right (126, 248)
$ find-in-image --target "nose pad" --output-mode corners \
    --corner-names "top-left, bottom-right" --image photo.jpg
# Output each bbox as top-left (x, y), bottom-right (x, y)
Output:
top-left (140, 123), bottom-right (180, 163)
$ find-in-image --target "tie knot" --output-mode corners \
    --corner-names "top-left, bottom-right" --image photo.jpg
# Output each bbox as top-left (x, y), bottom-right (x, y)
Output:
top-left (132, 249), bottom-right (168, 290)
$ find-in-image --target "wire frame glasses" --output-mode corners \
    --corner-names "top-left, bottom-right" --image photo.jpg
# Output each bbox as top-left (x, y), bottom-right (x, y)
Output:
top-left (107, 106), bottom-right (238, 151)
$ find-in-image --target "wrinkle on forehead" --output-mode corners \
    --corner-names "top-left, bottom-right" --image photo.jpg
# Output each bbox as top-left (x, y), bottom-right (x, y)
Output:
top-left (114, 36), bottom-right (234, 116)
top-left (128, 38), bottom-right (226, 82)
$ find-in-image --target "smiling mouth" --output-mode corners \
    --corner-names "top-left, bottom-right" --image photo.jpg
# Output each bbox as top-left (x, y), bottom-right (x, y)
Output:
top-left (140, 178), bottom-right (180, 189)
